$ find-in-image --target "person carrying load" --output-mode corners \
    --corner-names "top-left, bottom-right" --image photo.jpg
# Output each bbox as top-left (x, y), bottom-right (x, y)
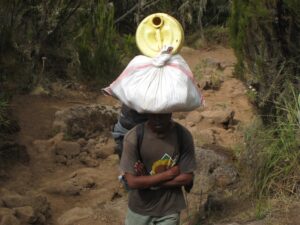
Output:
top-left (104, 13), bottom-right (203, 225)
top-left (121, 112), bottom-right (196, 225)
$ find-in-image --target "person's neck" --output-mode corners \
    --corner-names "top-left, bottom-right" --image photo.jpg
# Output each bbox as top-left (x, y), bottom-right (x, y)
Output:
top-left (147, 121), bottom-right (173, 138)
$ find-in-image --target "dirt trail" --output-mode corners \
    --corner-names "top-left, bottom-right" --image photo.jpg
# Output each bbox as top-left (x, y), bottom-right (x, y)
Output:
top-left (2, 46), bottom-right (258, 225)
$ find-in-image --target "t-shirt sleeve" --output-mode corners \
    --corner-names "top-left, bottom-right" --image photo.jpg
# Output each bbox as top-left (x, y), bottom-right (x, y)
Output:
top-left (178, 126), bottom-right (196, 173)
top-left (120, 128), bottom-right (139, 175)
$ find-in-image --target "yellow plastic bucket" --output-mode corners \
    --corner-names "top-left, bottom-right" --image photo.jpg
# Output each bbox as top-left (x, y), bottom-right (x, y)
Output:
top-left (136, 13), bottom-right (184, 57)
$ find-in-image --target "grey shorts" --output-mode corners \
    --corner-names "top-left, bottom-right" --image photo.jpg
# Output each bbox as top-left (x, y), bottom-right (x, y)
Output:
top-left (125, 208), bottom-right (180, 225)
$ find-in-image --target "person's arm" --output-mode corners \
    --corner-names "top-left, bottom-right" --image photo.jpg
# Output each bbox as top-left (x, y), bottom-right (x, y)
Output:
top-left (160, 125), bottom-right (196, 192)
top-left (160, 172), bottom-right (193, 188)
top-left (132, 161), bottom-right (194, 190)
top-left (125, 165), bottom-right (180, 189)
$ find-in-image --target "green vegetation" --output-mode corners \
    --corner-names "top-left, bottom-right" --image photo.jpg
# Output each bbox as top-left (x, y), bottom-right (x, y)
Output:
top-left (229, 0), bottom-right (300, 200)
top-left (0, 0), bottom-right (231, 95)
top-left (256, 87), bottom-right (299, 197)
top-left (229, 1), bottom-right (300, 202)
top-left (186, 26), bottom-right (229, 49)
top-left (255, 200), bottom-right (270, 220)
top-left (0, 0), bottom-right (124, 93)
top-left (241, 84), bottom-right (300, 198)
top-left (193, 60), bottom-right (224, 90)
top-left (76, 0), bottom-right (120, 87)
top-left (120, 34), bottom-right (140, 63)
top-left (203, 26), bottom-right (229, 46)
top-left (229, 0), bottom-right (300, 119)
top-left (0, 0), bottom-right (85, 92)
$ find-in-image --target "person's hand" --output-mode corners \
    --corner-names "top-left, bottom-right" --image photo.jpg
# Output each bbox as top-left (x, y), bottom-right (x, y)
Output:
top-left (134, 160), bottom-right (147, 176)
top-left (166, 165), bottom-right (180, 178)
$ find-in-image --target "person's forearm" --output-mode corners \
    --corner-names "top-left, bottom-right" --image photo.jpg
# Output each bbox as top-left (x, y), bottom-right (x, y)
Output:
top-left (160, 173), bottom-right (193, 188)
top-left (125, 171), bottom-right (176, 189)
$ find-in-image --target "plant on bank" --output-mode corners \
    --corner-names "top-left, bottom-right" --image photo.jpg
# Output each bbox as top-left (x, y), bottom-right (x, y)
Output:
top-left (229, 0), bottom-right (300, 119)
top-left (243, 84), bottom-right (300, 198)
top-left (76, 0), bottom-right (121, 88)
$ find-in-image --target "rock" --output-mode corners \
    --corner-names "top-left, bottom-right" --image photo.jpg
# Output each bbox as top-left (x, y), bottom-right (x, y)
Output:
top-left (200, 110), bottom-right (235, 128)
top-left (77, 138), bottom-right (87, 147)
top-left (1, 195), bottom-right (30, 208)
top-left (14, 206), bottom-right (36, 224)
top-left (0, 207), bottom-right (20, 224)
top-left (187, 147), bottom-right (238, 214)
top-left (51, 133), bottom-right (65, 144)
top-left (88, 143), bottom-right (104, 158)
top-left (55, 155), bottom-right (67, 164)
top-left (0, 214), bottom-right (20, 225)
top-left (89, 188), bottom-right (121, 207)
top-left (93, 208), bottom-right (124, 225)
top-left (204, 194), bottom-right (224, 213)
top-left (99, 136), bottom-right (109, 144)
top-left (44, 180), bottom-right (81, 196)
top-left (44, 172), bottom-right (96, 196)
top-left (87, 138), bottom-right (96, 146)
top-left (186, 111), bottom-right (203, 124)
top-left (193, 129), bottom-right (216, 146)
top-left (30, 195), bottom-right (51, 219)
top-left (0, 208), bottom-right (15, 217)
top-left (79, 152), bottom-right (88, 158)
top-left (0, 193), bottom-right (50, 224)
top-left (53, 105), bottom-right (118, 139)
top-left (106, 154), bottom-right (119, 166)
top-left (213, 166), bottom-right (238, 188)
top-left (55, 141), bottom-right (80, 158)
top-left (75, 176), bottom-right (96, 190)
top-left (33, 139), bottom-right (55, 153)
top-left (80, 156), bottom-right (99, 167)
top-left (35, 213), bottom-right (46, 224)
top-left (33, 134), bottom-right (64, 162)
top-left (57, 207), bottom-right (93, 225)
top-left (65, 159), bottom-right (74, 166)
top-left (89, 142), bottom-right (114, 159)
top-left (83, 139), bottom-right (96, 152)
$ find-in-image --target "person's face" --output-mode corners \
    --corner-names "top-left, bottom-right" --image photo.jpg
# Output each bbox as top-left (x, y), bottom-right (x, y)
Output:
top-left (147, 113), bottom-right (172, 134)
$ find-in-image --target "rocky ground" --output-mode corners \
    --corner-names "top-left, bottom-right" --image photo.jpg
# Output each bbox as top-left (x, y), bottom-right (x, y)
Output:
top-left (1, 46), bottom-right (299, 225)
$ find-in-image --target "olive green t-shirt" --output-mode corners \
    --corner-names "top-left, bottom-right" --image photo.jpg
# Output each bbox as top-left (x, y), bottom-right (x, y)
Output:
top-left (120, 122), bottom-right (196, 217)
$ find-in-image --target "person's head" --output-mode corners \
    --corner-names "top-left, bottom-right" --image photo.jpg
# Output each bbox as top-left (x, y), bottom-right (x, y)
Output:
top-left (147, 113), bottom-right (172, 134)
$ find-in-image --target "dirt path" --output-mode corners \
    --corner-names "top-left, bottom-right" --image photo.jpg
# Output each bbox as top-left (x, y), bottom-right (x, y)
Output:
top-left (1, 46), bottom-right (259, 225)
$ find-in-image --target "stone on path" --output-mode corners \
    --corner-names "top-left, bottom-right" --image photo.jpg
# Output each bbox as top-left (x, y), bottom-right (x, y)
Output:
top-left (57, 207), bottom-right (93, 225)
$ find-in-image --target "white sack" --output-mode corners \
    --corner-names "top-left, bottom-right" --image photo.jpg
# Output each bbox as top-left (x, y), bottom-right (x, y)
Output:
top-left (104, 52), bottom-right (203, 113)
